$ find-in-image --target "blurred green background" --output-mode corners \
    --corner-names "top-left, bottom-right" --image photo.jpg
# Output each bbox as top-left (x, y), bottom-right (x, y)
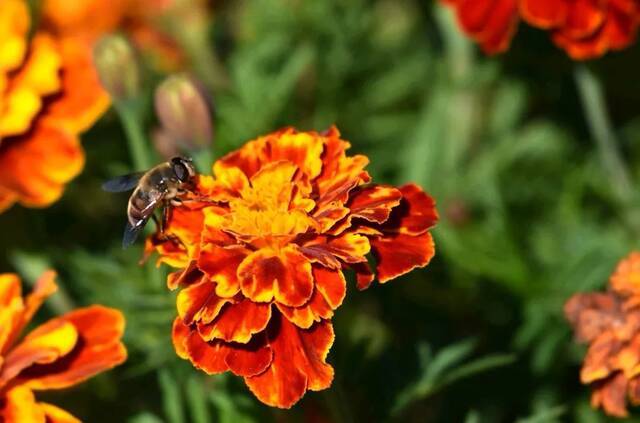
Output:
top-left (3, 0), bottom-right (640, 421)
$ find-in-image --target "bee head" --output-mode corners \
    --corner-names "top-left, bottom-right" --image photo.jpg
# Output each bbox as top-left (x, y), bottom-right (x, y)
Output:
top-left (170, 157), bottom-right (196, 183)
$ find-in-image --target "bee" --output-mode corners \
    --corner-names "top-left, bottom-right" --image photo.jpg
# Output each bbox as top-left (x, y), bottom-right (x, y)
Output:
top-left (102, 157), bottom-right (197, 248)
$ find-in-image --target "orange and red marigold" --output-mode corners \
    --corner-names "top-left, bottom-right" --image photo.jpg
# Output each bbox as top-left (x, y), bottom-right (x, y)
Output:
top-left (146, 126), bottom-right (439, 408)
top-left (441, 0), bottom-right (640, 60)
top-left (0, 271), bottom-right (127, 422)
top-left (566, 252), bottom-right (640, 417)
top-left (0, 0), bottom-right (109, 213)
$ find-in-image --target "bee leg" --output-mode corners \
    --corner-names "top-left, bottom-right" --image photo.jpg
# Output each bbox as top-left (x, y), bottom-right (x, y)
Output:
top-left (151, 207), bottom-right (186, 249)
top-left (180, 197), bottom-right (218, 205)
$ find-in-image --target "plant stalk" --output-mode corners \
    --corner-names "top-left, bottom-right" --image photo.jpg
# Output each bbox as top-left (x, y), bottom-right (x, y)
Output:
top-left (574, 64), bottom-right (640, 231)
top-left (116, 101), bottom-right (152, 171)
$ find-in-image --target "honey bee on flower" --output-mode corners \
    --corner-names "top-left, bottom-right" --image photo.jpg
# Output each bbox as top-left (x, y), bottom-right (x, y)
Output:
top-left (0, 271), bottom-right (127, 422)
top-left (103, 156), bottom-right (198, 247)
top-left (145, 126), bottom-right (438, 408)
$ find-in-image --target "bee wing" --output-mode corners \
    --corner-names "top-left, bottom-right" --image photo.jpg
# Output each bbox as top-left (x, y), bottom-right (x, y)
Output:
top-left (102, 172), bottom-right (144, 193)
top-left (122, 218), bottom-right (149, 248)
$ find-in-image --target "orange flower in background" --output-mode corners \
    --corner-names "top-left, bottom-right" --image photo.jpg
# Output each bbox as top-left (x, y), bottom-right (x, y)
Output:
top-left (565, 252), bottom-right (640, 417)
top-left (147, 126), bottom-right (438, 408)
top-left (40, 0), bottom-right (198, 70)
top-left (0, 0), bottom-right (109, 213)
top-left (0, 271), bottom-right (127, 422)
top-left (441, 0), bottom-right (640, 59)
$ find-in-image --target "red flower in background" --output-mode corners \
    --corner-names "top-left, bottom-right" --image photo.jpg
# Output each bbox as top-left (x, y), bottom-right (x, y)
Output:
top-left (566, 252), bottom-right (640, 417)
top-left (441, 0), bottom-right (519, 54)
top-left (441, 0), bottom-right (640, 59)
top-left (0, 271), bottom-right (127, 422)
top-left (147, 126), bottom-right (438, 408)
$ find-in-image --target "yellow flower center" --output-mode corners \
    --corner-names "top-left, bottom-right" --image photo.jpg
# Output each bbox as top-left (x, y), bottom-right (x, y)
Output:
top-left (222, 162), bottom-right (316, 244)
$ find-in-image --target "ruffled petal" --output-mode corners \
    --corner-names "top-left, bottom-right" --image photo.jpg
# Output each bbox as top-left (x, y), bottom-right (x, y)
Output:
top-left (0, 0), bottom-right (30, 73)
top-left (453, 0), bottom-right (519, 54)
top-left (40, 403), bottom-right (81, 423)
top-left (41, 37), bottom-right (109, 134)
top-left (0, 320), bottom-right (78, 385)
top-left (313, 267), bottom-right (346, 310)
top-left (277, 284), bottom-right (335, 329)
top-left (166, 261), bottom-right (201, 290)
top-left (0, 188), bottom-right (17, 213)
top-left (210, 163), bottom-right (249, 201)
top-left (302, 233), bottom-right (370, 266)
top-left (172, 316), bottom-right (190, 359)
top-left (176, 277), bottom-right (231, 325)
top-left (347, 185), bottom-right (402, 224)
top-left (21, 271), bottom-right (58, 330)
top-left (198, 244), bottom-right (247, 297)
top-left (19, 306), bottom-right (127, 390)
top-left (245, 314), bottom-right (334, 409)
top-left (197, 299), bottom-right (271, 343)
top-left (238, 246), bottom-right (313, 307)
top-left (0, 273), bottom-right (22, 308)
top-left (264, 130), bottom-right (324, 180)
top-left (215, 138), bottom-right (267, 179)
top-left (591, 372), bottom-right (629, 418)
top-left (0, 34), bottom-right (61, 138)
top-left (562, 0), bottom-right (605, 39)
top-left (1, 385), bottom-right (45, 423)
top-left (581, 332), bottom-right (621, 384)
top-left (0, 122), bottom-right (83, 207)
top-left (380, 183), bottom-right (438, 235)
top-left (520, 0), bottom-right (568, 28)
top-left (371, 232), bottom-right (435, 283)
top-left (183, 328), bottom-right (229, 374)
top-left (224, 336), bottom-right (273, 377)
top-left (351, 262), bottom-right (375, 291)
top-left (179, 317), bottom-right (273, 378)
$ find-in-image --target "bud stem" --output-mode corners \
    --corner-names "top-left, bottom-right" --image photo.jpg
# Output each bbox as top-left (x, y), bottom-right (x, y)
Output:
top-left (116, 101), bottom-right (152, 171)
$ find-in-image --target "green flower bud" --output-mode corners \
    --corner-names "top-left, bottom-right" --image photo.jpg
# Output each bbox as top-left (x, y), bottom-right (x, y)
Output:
top-left (93, 35), bottom-right (141, 102)
top-left (154, 73), bottom-right (213, 151)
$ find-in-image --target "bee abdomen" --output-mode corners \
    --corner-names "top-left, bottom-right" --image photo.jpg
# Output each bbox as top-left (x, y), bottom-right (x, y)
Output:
top-left (128, 190), bottom-right (152, 225)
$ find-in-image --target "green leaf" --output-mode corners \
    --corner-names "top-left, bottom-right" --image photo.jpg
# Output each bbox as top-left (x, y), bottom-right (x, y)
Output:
top-left (392, 339), bottom-right (516, 415)
top-left (158, 369), bottom-right (185, 423)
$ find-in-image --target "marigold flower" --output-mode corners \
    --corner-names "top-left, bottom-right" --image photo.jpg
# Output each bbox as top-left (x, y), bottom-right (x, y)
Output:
top-left (441, 0), bottom-right (640, 59)
top-left (40, 0), bottom-right (188, 70)
top-left (565, 252), bottom-right (640, 417)
top-left (0, 0), bottom-right (109, 213)
top-left (0, 271), bottom-right (127, 422)
top-left (146, 126), bottom-right (438, 408)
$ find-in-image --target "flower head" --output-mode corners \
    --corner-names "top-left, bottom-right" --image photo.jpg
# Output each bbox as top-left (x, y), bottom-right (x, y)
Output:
top-left (40, 0), bottom-right (191, 71)
top-left (147, 126), bottom-right (438, 408)
top-left (0, 0), bottom-right (109, 213)
top-left (0, 271), bottom-right (127, 421)
top-left (566, 252), bottom-right (640, 417)
top-left (442, 0), bottom-right (640, 59)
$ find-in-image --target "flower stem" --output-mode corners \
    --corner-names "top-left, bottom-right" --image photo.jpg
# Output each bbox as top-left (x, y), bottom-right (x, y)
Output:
top-left (115, 101), bottom-right (152, 171)
top-left (574, 64), bottom-right (640, 231)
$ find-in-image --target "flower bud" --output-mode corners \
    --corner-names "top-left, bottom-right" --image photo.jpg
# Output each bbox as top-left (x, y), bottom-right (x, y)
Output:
top-left (154, 73), bottom-right (213, 151)
top-left (93, 35), bottom-right (141, 101)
